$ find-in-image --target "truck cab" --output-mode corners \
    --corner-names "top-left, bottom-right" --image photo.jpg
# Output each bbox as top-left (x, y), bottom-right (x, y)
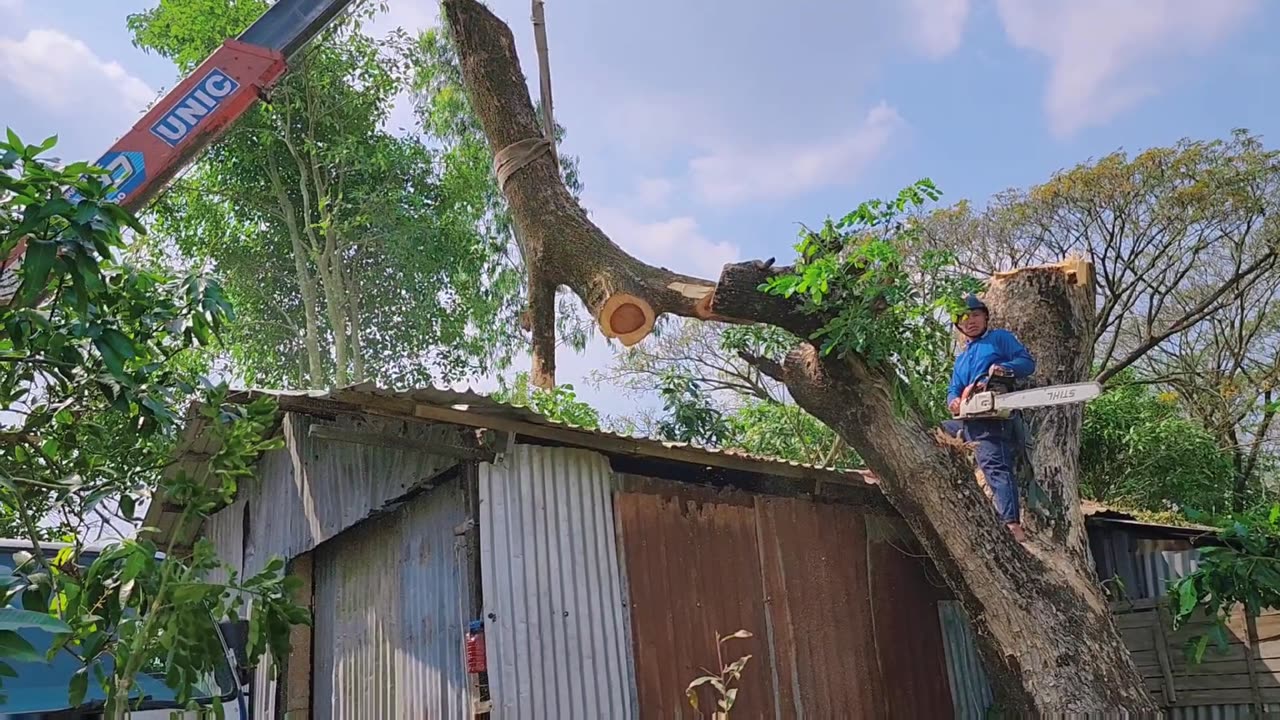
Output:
top-left (0, 539), bottom-right (247, 719)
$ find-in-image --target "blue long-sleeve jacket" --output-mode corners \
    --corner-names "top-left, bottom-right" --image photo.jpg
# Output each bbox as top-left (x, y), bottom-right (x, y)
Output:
top-left (947, 329), bottom-right (1036, 404)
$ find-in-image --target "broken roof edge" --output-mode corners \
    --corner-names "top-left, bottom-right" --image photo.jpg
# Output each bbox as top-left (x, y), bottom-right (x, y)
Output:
top-left (258, 382), bottom-right (879, 489)
top-left (143, 383), bottom-right (1217, 547)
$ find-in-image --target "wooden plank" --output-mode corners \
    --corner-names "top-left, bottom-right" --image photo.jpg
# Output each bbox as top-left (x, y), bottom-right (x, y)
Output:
top-left (1164, 673), bottom-right (1278, 692)
top-left (1171, 688), bottom-right (1280, 706)
top-left (1115, 609), bottom-right (1160, 630)
top-left (1123, 627), bottom-right (1156, 652)
top-left (1247, 614), bottom-right (1265, 712)
top-left (1153, 604), bottom-right (1176, 704)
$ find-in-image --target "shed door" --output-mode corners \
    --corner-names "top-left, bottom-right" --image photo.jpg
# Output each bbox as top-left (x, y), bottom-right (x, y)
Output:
top-left (313, 478), bottom-right (470, 719)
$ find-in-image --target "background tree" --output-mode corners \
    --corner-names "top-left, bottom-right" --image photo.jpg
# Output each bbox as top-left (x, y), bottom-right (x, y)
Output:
top-left (129, 1), bottom-right (529, 389)
top-left (920, 132), bottom-right (1280, 510)
top-left (599, 321), bottom-right (857, 467)
top-left (0, 132), bottom-right (303, 716)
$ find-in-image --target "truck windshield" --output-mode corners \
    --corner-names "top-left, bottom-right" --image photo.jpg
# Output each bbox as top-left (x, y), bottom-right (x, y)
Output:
top-left (1, 550), bottom-right (237, 713)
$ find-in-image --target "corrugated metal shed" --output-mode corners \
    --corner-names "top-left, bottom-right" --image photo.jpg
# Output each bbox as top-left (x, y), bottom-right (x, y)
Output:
top-left (201, 412), bottom-right (460, 578)
top-left (1137, 542), bottom-right (1201, 601)
top-left (754, 497), bottom-right (886, 716)
top-left (479, 444), bottom-right (637, 719)
top-left (1169, 703), bottom-right (1280, 719)
top-left (938, 600), bottom-right (994, 718)
top-left (313, 477), bottom-right (470, 719)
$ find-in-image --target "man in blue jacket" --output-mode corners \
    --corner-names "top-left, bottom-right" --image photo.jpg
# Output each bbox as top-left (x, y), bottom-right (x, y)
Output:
top-left (942, 294), bottom-right (1036, 542)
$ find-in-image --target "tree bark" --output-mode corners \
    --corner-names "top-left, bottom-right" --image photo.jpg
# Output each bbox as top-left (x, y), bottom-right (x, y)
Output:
top-left (443, 0), bottom-right (1159, 712)
top-left (266, 155), bottom-right (325, 388)
top-left (984, 257), bottom-right (1094, 555)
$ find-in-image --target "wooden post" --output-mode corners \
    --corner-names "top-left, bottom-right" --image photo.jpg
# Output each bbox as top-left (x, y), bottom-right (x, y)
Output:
top-left (280, 552), bottom-right (314, 720)
top-left (1244, 612), bottom-right (1264, 714)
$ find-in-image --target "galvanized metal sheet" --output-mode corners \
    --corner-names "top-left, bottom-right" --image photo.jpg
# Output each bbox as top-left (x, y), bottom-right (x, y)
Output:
top-left (204, 412), bottom-right (459, 579)
top-left (1137, 541), bottom-right (1200, 601)
top-left (480, 445), bottom-right (637, 719)
top-left (938, 600), bottom-right (994, 718)
top-left (313, 477), bottom-right (470, 719)
top-left (615, 491), bottom-right (776, 719)
top-left (755, 497), bottom-right (886, 717)
top-left (866, 526), bottom-right (956, 718)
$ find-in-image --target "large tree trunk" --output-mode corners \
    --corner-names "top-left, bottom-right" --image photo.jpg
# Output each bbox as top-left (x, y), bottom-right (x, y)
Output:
top-left (441, 0), bottom-right (1159, 712)
top-left (984, 258), bottom-right (1095, 555)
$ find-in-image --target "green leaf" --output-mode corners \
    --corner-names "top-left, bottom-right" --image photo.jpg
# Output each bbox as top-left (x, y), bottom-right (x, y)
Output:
top-left (18, 239), bottom-right (56, 305)
top-left (170, 583), bottom-right (213, 604)
top-left (0, 607), bottom-right (70, 633)
top-left (38, 135), bottom-right (57, 153)
top-left (1177, 579), bottom-right (1198, 617)
top-left (0, 660), bottom-right (16, 678)
top-left (99, 328), bottom-right (136, 362)
top-left (0, 629), bottom-right (42, 662)
top-left (68, 665), bottom-right (88, 707)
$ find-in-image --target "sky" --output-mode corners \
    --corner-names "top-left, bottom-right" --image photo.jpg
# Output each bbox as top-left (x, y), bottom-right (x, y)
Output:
top-left (3, 0), bottom-right (1279, 422)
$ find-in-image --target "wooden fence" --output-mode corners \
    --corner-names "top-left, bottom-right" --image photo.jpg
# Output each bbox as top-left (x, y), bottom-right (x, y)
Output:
top-left (1114, 600), bottom-right (1280, 711)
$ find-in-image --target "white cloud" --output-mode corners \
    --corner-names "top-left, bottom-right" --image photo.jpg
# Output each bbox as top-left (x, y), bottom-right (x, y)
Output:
top-left (0, 29), bottom-right (154, 116)
top-left (902, 0), bottom-right (971, 58)
top-left (995, 0), bottom-right (1259, 137)
top-left (632, 177), bottom-right (673, 210)
top-left (589, 205), bottom-right (739, 280)
top-left (688, 101), bottom-right (903, 207)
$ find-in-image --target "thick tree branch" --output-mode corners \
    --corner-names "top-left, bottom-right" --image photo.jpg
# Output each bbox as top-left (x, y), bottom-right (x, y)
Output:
top-left (444, 0), bottom-right (736, 383)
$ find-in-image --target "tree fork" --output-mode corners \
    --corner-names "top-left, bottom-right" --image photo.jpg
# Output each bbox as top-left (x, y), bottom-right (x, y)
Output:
top-left (443, 0), bottom-right (1158, 711)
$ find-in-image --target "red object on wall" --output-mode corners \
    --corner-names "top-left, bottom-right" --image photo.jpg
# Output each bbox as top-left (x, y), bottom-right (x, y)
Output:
top-left (465, 621), bottom-right (487, 673)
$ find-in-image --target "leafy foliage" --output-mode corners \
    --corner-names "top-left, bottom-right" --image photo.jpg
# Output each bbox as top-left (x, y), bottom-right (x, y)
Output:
top-left (130, 2), bottom-right (528, 389)
top-left (760, 180), bottom-right (981, 416)
top-left (0, 132), bottom-right (304, 714)
top-left (1081, 373), bottom-right (1238, 514)
top-left (656, 372), bottom-right (731, 445)
top-left (1169, 505), bottom-right (1280, 663)
top-left (494, 371), bottom-right (600, 429)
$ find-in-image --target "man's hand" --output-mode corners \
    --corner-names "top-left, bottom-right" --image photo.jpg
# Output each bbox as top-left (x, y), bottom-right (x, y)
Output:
top-left (948, 397), bottom-right (961, 415)
top-left (989, 364), bottom-right (1012, 378)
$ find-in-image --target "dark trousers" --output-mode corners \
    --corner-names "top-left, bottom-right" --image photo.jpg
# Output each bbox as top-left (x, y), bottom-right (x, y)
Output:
top-left (941, 418), bottom-right (1021, 523)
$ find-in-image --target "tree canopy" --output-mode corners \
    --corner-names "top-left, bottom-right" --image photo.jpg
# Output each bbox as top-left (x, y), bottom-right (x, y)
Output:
top-left (129, 1), bottom-right (528, 389)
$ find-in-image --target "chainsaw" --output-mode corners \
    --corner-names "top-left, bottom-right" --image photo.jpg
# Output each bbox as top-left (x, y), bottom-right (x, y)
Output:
top-left (956, 379), bottom-right (1103, 419)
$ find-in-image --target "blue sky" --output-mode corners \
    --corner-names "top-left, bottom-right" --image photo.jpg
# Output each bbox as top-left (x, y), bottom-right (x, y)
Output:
top-left (2, 0), bottom-right (1278, 420)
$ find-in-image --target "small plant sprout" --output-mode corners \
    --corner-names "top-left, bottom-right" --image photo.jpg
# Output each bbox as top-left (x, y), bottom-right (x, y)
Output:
top-left (685, 629), bottom-right (753, 719)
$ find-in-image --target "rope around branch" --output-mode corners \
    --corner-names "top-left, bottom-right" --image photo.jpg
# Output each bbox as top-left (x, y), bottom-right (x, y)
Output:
top-left (493, 0), bottom-right (559, 195)
top-left (494, 137), bottom-right (552, 193)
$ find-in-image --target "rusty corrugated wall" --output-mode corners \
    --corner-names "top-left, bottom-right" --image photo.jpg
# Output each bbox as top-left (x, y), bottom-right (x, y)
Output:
top-left (754, 497), bottom-right (885, 716)
top-left (617, 490), bottom-right (955, 719)
top-left (866, 518), bottom-right (955, 718)
top-left (312, 477), bottom-right (470, 719)
top-left (479, 444), bottom-right (638, 719)
top-left (616, 492), bottom-right (777, 719)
